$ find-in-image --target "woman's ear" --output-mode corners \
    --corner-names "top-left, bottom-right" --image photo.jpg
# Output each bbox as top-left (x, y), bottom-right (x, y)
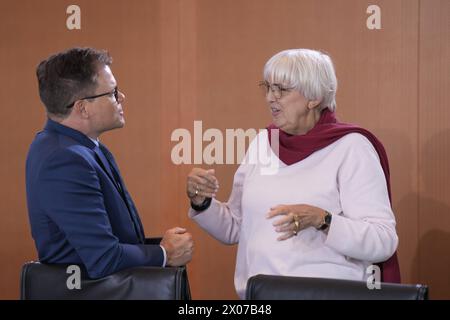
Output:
top-left (307, 100), bottom-right (321, 110)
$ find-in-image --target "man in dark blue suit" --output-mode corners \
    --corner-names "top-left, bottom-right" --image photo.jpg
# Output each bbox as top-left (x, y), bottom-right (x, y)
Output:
top-left (26, 47), bottom-right (193, 279)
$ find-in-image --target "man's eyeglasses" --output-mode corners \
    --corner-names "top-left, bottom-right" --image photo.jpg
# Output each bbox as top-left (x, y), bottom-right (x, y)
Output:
top-left (66, 87), bottom-right (119, 109)
top-left (258, 81), bottom-right (294, 100)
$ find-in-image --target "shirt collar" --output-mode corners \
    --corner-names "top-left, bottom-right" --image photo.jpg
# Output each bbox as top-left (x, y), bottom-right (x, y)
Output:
top-left (44, 118), bottom-right (97, 149)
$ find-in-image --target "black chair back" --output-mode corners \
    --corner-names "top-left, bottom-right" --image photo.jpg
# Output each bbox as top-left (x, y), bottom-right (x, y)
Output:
top-left (246, 274), bottom-right (428, 300)
top-left (21, 261), bottom-right (191, 300)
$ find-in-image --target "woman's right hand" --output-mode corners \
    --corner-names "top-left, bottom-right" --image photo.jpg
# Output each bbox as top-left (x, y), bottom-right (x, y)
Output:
top-left (187, 168), bottom-right (219, 205)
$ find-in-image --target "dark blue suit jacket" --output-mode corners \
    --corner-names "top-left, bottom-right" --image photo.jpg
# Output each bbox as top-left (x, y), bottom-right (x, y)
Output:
top-left (26, 119), bottom-right (164, 278)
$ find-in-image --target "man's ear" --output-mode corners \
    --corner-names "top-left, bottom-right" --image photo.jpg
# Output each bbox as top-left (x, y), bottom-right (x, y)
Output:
top-left (74, 100), bottom-right (89, 118)
top-left (307, 100), bottom-right (321, 110)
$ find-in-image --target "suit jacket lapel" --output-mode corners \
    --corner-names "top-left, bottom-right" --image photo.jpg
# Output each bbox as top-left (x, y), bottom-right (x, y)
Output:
top-left (93, 147), bottom-right (123, 193)
top-left (99, 144), bottom-right (145, 243)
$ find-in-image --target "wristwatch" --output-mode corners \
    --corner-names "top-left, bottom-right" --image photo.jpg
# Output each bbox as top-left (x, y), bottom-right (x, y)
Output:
top-left (190, 197), bottom-right (212, 212)
top-left (318, 211), bottom-right (332, 230)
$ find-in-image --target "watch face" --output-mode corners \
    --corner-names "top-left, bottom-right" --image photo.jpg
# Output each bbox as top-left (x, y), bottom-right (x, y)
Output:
top-left (319, 212), bottom-right (332, 230)
top-left (325, 212), bottom-right (332, 225)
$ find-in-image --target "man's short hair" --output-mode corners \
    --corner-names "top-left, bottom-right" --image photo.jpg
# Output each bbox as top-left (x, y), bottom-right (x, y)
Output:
top-left (36, 47), bottom-right (113, 118)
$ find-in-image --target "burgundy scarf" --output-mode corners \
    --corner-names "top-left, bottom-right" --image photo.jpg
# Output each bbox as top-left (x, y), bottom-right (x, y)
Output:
top-left (267, 109), bottom-right (401, 283)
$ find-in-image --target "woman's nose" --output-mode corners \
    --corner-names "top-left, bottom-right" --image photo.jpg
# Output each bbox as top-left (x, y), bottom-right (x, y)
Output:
top-left (266, 89), bottom-right (276, 102)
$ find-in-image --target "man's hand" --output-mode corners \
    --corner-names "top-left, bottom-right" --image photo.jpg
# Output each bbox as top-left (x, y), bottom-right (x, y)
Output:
top-left (160, 227), bottom-right (194, 266)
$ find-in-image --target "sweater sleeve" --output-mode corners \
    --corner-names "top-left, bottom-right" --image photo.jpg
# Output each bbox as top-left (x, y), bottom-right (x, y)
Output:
top-left (188, 163), bottom-right (247, 245)
top-left (324, 134), bottom-right (399, 263)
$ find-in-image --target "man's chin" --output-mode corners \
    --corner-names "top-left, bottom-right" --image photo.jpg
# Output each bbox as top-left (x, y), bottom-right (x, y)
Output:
top-left (108, 121), bottom-right (125, 131)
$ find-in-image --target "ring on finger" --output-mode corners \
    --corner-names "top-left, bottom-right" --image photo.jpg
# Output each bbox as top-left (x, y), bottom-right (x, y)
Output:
top-left (293, 214), bottom-right (300, 236)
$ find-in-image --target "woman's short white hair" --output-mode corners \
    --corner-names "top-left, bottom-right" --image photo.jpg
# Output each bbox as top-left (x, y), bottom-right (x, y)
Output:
top-left (263, 49), bottom-right (337, 112)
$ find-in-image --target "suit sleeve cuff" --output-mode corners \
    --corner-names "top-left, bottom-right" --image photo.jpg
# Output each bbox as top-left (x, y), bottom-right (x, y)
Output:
top-left (159, 245), bottom-right (167, 267)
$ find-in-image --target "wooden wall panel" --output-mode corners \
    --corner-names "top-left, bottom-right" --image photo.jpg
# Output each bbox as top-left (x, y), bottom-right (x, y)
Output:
top-left (418, 0), bottom-right (450, 299)
top-left (0, 0), bottom-right (448, 299)
top-left (0, 0), bottom-right (165, 299)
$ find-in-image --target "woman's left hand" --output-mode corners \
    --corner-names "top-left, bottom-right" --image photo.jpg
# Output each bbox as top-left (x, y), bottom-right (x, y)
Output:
top-left (266, 204), bottom-right (327, 241)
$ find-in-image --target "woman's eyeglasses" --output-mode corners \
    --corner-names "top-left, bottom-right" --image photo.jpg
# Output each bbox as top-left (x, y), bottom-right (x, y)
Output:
top-left (258, 81), bottom-right (294, 100)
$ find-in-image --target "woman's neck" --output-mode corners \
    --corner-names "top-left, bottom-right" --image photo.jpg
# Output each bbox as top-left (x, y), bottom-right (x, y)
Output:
top-left (285, 109), bottom-right (322, 135)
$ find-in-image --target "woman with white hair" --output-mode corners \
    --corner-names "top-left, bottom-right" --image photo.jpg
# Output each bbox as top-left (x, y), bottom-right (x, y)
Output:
top-left (186, 49), bottom-right (400, 299)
